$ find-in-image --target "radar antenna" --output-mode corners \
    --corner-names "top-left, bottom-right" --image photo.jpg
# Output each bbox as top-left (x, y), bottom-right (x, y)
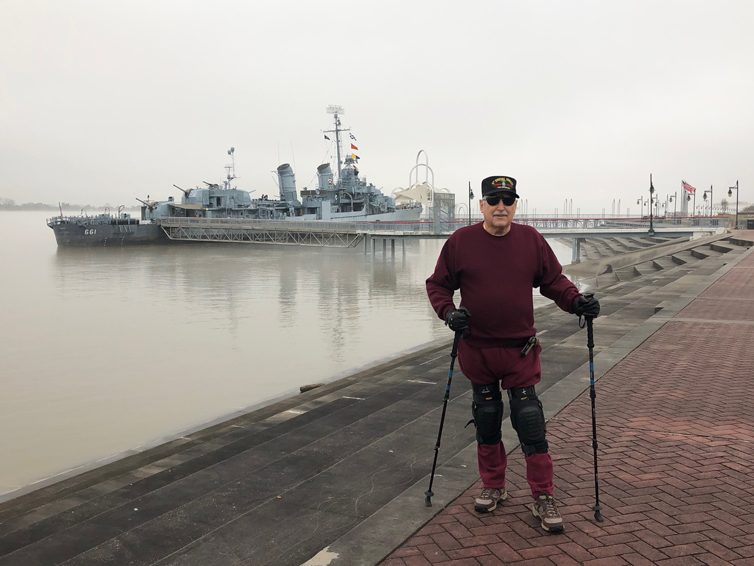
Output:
top-left (324, 105), bottom-right (349, 180)
top-left (225, 147), bottom-right (236, 189)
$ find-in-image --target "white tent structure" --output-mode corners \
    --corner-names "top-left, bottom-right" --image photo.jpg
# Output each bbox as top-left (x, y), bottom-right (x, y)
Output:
top-left (391, 151), bottom-right (454, 221)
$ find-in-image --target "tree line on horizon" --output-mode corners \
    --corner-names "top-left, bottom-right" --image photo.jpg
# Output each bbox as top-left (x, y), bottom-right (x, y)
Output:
top-left (0, 198), bottom-right (141, 212)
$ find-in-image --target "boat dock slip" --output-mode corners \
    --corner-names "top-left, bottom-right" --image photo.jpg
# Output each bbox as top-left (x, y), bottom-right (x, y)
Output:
top-left (1, 233), bottom-right (752, 566)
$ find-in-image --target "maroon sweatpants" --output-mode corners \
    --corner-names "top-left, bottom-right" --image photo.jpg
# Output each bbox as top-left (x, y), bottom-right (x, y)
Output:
top-left (457, 339), bottom-right (554, 499)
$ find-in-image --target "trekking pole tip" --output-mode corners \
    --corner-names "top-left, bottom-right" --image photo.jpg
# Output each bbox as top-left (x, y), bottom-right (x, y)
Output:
top-left (424, 490), bottom-right (434, 507)
top-left (593, 504), bottom-right (604, 522)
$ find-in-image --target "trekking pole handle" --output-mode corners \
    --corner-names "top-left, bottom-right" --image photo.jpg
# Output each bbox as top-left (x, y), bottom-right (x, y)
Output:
top-left (450, 329), bottom-right (462, 359)
top-left (584, 293), bottom-right (595, 349)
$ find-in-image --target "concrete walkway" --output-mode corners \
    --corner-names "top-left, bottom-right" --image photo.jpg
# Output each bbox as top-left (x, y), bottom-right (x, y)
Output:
top-left (382, 232), bottom-right (754, 566)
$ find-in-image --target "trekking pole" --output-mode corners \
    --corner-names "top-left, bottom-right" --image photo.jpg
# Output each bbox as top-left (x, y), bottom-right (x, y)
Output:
top-left (580, 292), bottom-right (604, 522)
top-left (425, 330), bottom-right (462, 507)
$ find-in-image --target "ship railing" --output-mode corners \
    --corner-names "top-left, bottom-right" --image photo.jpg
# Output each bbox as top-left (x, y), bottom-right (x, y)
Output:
top-left (160, 217), bottom-right (367, 232)
top-left (46, 215), bottom-right (97, 227)
top-left (158, 217), bottom-right (434, 234)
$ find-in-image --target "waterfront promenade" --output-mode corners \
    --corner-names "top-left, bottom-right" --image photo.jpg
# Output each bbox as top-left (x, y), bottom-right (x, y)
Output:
top-left (382, 232), bottom-right (754, 566)
top-left (0, 232), bottom-right (751, 566)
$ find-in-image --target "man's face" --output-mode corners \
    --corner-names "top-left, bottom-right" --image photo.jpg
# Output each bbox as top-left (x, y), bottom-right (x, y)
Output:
top-left (480, 193), bottom-right (517, 235)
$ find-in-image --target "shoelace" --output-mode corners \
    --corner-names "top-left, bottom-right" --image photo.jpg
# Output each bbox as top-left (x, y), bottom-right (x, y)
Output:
top-left (540, 496), bottom-right (560, 517)
top-left (479, 488), bottom-right (493, 500)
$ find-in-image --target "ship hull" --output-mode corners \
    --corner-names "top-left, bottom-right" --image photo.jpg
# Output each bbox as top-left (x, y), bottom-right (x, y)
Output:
top-left (51, 223), bottom-right (167, 247)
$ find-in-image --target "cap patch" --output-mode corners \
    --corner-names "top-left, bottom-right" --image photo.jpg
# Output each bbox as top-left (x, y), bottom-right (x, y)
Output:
top-left (491, 177), bottom-right (515, 191)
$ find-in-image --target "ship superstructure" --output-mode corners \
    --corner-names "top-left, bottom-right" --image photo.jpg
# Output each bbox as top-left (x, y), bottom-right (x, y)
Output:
top-left (285, 105), bottom-right (421, 221)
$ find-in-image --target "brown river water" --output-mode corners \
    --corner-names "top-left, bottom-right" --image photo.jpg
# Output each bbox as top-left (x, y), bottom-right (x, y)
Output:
top-left (0, 211), bottom-right (572, 500)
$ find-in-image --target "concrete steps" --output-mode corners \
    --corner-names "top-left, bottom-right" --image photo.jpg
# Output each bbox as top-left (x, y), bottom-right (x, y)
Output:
top-left (604, 240), bottom-right (731, 288)
top-left (690, 246), bottom-right (723, 260)
top-left (651, 257), bottom-right (677, 270)
top-left (670, 250), bottom-right (697, 265)
top-left (607, 237), bottom-right (641, 252)
top-left (710, 242), bottom-right (736, 254)
top-left (634, 261), bottom-right (662, 276)
top-left (596, 271), bottom-right (619, 286)
top-left (625, 237), bottom-right (654, 248)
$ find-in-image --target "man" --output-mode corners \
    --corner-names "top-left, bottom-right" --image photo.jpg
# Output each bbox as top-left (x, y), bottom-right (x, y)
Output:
top-left (425, 175), bottom-right (599, 533)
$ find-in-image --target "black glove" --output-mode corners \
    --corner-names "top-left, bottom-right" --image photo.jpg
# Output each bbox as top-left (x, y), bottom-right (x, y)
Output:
top-left (445, 307), bottom-right (471, 332)
top-left (573, 295), bottom-right (600, 318)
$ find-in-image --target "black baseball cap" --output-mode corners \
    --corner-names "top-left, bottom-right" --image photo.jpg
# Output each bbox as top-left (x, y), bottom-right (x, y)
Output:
top-left (481, 176), bottom-right (518, 198)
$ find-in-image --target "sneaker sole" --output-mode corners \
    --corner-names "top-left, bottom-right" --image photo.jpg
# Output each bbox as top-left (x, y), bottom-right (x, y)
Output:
top-left (531, 505), bottom-right (564, 533)
top-left (474, 490), bottom-right (508, 513)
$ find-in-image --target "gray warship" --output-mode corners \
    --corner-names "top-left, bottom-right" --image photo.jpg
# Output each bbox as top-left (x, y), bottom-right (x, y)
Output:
top-left (48, 106), bottom-right (421, 246)
top-left (46, 206), bottom-right (165, 247)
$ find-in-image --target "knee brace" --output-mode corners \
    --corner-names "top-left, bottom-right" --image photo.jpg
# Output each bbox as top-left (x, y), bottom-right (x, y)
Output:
top-left (467, 382), bottom-right (504, 445)
top-left (508, 385), bottom-right (548, 457)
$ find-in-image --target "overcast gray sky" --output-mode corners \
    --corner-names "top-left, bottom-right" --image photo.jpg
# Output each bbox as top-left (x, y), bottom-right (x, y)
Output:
top-left (1, 0), bottom-right (752, 215)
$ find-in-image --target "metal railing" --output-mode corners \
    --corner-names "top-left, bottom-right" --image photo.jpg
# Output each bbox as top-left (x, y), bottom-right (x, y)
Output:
top-left (159, 217), bottom-right (363, 232)
top-left (158, 215), bottom-right (728, 236)
top-left (46, 215), bottom-right (141, 227)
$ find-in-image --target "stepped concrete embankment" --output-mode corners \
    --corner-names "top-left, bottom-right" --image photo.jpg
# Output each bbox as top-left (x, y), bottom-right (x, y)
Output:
top-left (0, 232), bottom-right (751, 566)
top-left (563, 232), bottom-right (734, 283)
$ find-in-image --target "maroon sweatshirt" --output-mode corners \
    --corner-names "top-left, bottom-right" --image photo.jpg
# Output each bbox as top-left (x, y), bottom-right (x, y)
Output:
top-left (426, 222), bottom-right (580, 347)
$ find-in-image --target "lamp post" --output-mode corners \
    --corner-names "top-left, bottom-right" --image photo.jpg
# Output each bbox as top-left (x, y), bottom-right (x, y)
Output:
top-left (703, 185), bottom-right (713, 217)
top-left (637, 196), bottom-right (644, 216)
top-left (728, 181), bottom-right (739, 229)
top-left (709, 185), bottom-right (713, 216)
top-left (468, 181), bottom-right (473, 226)
top-left (648, 174), bottom-right (655, 236)
top-left (668, 191), bottom-right (677, 217)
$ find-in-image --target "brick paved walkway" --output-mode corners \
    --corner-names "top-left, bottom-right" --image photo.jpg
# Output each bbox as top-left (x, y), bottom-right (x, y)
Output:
top-left (382, 239), bottom-right (754, 566)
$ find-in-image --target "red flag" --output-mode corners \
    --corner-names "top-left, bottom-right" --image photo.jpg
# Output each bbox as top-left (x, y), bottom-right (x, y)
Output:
top-left (351, 143), bottom-right (358, 150)
top-left (682, 180), bottom-right (697, 194)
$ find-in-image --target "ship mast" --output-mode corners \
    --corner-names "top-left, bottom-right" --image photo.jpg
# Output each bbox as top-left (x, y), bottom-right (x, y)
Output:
top-left (324, 105), bottom-right (350, 180)
top-left (224, 147), bottom-right (236, 190)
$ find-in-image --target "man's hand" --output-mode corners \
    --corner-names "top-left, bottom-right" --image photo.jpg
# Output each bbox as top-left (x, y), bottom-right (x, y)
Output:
top-left (573, 295), bottom-right (600, 318)
top-left (445, 307), bottom-right (471, 331)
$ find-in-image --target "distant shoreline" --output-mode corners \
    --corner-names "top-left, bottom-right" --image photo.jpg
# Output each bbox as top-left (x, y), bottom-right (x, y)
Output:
top-left (0, 205), bottom-right (141, 212)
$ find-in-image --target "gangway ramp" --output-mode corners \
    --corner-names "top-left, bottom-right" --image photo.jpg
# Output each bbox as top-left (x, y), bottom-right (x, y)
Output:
top-left (160, 218), bottom-right (366, 247)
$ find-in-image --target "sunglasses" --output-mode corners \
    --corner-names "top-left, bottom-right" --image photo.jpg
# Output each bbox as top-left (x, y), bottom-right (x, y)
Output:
top-left (483, 194), bottom-right (517, 207)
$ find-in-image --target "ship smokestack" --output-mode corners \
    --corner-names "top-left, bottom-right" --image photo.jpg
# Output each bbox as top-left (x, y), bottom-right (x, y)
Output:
top-left (277, 163), bottom-right (299, 204)
top-left (317, 163), bottom-right (334, 192)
